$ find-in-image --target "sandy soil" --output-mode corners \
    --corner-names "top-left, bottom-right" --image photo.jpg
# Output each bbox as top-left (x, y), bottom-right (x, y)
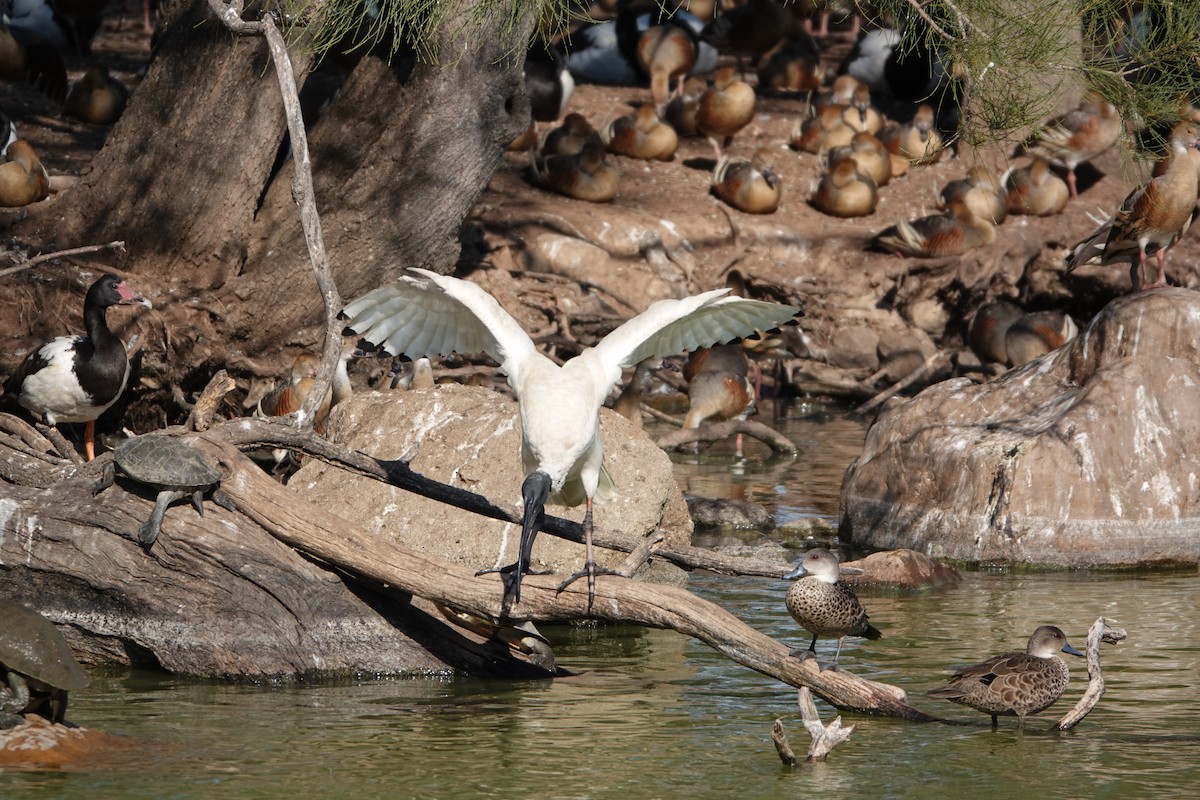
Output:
top-left (4, 10), bottom-right (1190, 415)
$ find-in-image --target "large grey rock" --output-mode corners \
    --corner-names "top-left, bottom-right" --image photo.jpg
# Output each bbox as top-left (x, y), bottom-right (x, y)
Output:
top-left (841, 289), bottom-right (1200, 566)
top-left (293, 385), bottom-right (692, 584)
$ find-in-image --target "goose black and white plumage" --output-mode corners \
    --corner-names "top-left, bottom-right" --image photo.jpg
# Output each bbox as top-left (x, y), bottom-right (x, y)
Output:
top-left (525, 41), bottom-right (574, 124)
top-left (3, 273), bottom-right (151, 459)
top-left (565, 8), bottom-right (717, 89)
top-left (342, 269), bottom-right (798, 611)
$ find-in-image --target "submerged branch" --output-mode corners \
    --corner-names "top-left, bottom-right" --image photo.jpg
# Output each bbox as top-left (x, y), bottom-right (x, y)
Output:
top-left (187, 432), bottom-right (938, 719)
top-left (1055, 616), bottom-right (1126, 731)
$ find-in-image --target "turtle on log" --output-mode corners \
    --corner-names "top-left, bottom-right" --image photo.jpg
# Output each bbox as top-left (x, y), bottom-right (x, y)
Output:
top-left (0, 600), bottom-right (90, 727)
top-left (92, 434), bottom-right (235, 548)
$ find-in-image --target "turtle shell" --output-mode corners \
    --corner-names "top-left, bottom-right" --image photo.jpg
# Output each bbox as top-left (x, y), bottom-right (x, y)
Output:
top-left (0, 600), bottom-right (90, 691)
top-left (112, 435), bottom-right (221, 490)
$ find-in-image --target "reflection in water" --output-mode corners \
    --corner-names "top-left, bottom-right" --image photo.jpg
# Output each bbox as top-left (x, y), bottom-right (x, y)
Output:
top-left (6, 406), bottom-right (1200, 799)
top-left (656, 404), bottom-right (868, 526)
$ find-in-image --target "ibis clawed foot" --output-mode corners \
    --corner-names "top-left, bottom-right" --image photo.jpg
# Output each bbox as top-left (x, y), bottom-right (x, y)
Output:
top-left (553, 500), bottom-right (622, 610)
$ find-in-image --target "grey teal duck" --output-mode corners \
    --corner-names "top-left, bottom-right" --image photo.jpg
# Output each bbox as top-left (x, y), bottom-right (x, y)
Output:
top-left (784, 548), bottom-right (882, 666)
top-left (928, 625), bottom-right (1083, 726)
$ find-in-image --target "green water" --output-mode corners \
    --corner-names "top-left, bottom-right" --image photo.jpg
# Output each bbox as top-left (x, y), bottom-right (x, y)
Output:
top-left (4, 407), bottom-right (1199, 798)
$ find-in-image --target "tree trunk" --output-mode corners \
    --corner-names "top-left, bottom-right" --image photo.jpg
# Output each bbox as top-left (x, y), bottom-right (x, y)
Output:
top-left (29, 0), bottom-right (301, 287)
top-left (19, 0), bottom-right (535, 387)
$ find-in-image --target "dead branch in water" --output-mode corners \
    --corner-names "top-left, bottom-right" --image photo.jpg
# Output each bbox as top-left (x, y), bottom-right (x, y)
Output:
top-left (189, 432), bottom-right (936, 719)
top-left (654, 418), bottom-right (798, 455)
top-left (1055, 617), bottom-right (1126, 731)
top-left (0, 408), bottom-right (937, 718)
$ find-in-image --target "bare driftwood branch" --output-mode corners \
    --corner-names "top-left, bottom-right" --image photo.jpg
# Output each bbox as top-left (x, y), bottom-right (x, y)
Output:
top-left (772, 719), bottom-right (799, 766)
top-left (655, 418), bottom-right (798, 455)
top-left (0, 241), bottom-right (126, 279)
top-left (183, 432), bottom-right (937, 718)
top-left (851, 351), bottom-right (951, 419)
top-left (1055, 616), bottom-right (1126, 731)
top-left (798, 686), bottom-right (856, 760)
top-left (205, 0), bottom-right (342, 431)
top-left (209, 417), bottom-right (795, 579)
top-left (186, 370), bottom-right (238, 432)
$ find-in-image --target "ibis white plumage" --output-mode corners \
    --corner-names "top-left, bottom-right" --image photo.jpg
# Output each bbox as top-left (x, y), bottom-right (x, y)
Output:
top-left (342, 269), bottom-right (799, 608)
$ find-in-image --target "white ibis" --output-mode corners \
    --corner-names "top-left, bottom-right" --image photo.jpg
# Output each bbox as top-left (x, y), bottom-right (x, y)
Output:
top-left (342, 268), bottom-right (798, 609)
top-left (3, 273), bottom-right (150, 460)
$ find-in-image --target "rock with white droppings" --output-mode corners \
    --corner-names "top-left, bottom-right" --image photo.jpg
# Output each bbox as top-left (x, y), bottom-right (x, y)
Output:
top-left (294, 384), bottom-right (691, 584)
top-left (842, 288), bottom-right (1200, 567)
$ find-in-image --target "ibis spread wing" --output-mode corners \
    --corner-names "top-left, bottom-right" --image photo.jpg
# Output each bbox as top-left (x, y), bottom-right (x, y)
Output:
top-left (342, 269), bottom-right (537, 381)
top-left (592, 291), bottom-right (798, 374)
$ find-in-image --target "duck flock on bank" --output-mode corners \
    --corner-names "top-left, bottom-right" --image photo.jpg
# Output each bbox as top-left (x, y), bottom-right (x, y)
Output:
top-left (2, 0), bottom-right (133, 210)
top-left (514, 0), bottom-right (1200, 296)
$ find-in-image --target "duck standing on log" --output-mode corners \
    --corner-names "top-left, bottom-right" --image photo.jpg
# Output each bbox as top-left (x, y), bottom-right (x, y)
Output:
top-left (784, 548), bottom-right (881, 668)
top-left (3, 273), bottom-right (151, 460)
top-left (342, 269), bottom-right (798, 610)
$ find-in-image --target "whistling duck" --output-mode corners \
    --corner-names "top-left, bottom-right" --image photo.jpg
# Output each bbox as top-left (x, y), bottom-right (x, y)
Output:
top-left (712, 149), bottom-right (782, 214)
top-left (531, 140), bottom-right (619, 203)
top-left (1003, 157), bottom-right (1069, 217)
top-left (612, 359), bottom-right (658, 428)
top-left (783, 548), bottom-right (881, 667)
top-left (252, 344), bottom-right (354, 472)
top-left (967, 299), bottom-right (1024, 366)
top-left (565, 7), bottom-right (716, 90)
top-left (969, 300), bottom-right (1078, 368)
top-left (0, 17), bottom-right (67, 102)
top-left (756, 34), bottom-right (824, 93)
top-left (540, 112), bottom-right (601, 158)
top-left (663, 75), bottom-right (707, 137)
top-left (1023, 92), bottom-right (1121, 199)
top-left (1065, 120), bottom-right (1200, 289)
top-left (3, 273), bottom-right (151, 460)
top-left (872, 186), bottom-right (997, 257)
top-left (929, 625), bottom-right (1083, 727)
top-left (63, 64), bottom-right (128, 126)
top-left (939, 165), bottom-right (1007, 224)
top-left (879, 103), bottom-right (943, 163)
top-left (840, 83), bottom-right (883, 134)
top-left (1004, 311), bottom-right (1078, 366)
top-left (0, 139), bottom-right (49, 207)
top-left (342, 269), bottom-right (798, 609)
top-left (790, 103), bottom-right (853, 154)
top-left (683, 344), bottom-right (754, 457)
top-left (827, 130), bottom-right (890, 187)
top-left (815, 74), bottom-right (861, 110)
top-left (636, 22), bottom-right (698, 105)
top-left (810, 156), bottom-right (878, 218)
top-left (696, 65), bottom-right (756, 159)
top-left (699, 0), bottom-right (804, 69)
top-left (603, 102), bottom-right (678, 161)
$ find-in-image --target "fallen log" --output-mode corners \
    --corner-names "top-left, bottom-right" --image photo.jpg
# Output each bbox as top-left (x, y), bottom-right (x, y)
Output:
top-left (0, 417), bottom-right (937, 718)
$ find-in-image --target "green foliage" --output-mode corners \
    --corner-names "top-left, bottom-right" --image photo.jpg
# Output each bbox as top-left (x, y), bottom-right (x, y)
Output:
top-left (864, 0), bottom-right (1200, 150)
top-left (290, 0), bottom-right (565, 64)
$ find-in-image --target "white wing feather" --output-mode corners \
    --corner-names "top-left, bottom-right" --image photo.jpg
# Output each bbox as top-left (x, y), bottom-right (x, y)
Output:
top-left (591, 291), bottom-right (798, 378)
top-left (342, 269), bottom-right (538, 384)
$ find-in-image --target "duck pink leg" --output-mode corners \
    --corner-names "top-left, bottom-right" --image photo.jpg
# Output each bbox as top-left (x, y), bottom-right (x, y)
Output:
top-left (85, 420), bottom-right (96, 461)
top-left (1145, 249), bottom-right (1169, 289)
top-left (1067, 169), bottom-right (1078, 199)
